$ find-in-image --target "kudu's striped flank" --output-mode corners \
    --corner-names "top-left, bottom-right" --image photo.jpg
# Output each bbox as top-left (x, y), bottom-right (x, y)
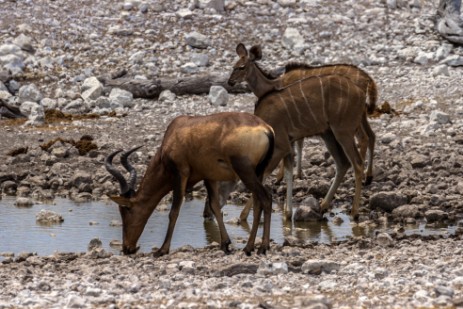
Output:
top-left (228, 43), bottom-right (372, 219)
top-left (273, 62), bottom-right (377, 186)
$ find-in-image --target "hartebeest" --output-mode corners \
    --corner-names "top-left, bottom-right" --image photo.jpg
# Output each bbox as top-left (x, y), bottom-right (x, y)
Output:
top-left (228, 43), bottom-right (370, 220)
top-left (105, 112), bottom-right (274, 256)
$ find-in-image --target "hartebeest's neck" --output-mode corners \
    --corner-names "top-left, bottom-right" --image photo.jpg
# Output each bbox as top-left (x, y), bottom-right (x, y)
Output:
top-left (132, 153), bottom-right (172, 214)
top-left (247, 63), bottom-right (281, 98)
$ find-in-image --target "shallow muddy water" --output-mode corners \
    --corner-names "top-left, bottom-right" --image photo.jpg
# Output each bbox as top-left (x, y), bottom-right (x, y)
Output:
top-left (0, 197), bottom-right (454, 256)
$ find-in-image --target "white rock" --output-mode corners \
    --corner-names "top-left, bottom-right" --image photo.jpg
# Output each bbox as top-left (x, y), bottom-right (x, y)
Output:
top-left (36, 209), bottom-right (64, 224)
top-left (159, 90), bottom-right (176, 103)
top-left (197, 0), bottom-right (225, 12)
top-left (430, 110), bottom-right (450, 124)
top-left (81, 77), bottom-right (103, 102)
top-left (18, 84), bottom-right (42, 103)
top-left (282, 28), bottom-right (305, 51)
top-left (109, 88), bottom-right (134, 108)
top-left (208, 85), bottom-right (228, 106)
top-left (176, 8), bottom-right (194, 19)
top-left (185, 31), bottom-right (210, 49)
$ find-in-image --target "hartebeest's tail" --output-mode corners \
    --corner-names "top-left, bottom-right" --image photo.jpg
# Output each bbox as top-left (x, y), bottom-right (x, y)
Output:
top-left (255, 130), bottom-right (275, 178)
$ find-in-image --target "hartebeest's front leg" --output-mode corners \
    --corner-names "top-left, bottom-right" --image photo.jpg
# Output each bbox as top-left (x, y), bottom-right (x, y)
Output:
top-left (204, 180), bottom-right (232, 253)
top-left (154, 173), bottom-right (188, 257)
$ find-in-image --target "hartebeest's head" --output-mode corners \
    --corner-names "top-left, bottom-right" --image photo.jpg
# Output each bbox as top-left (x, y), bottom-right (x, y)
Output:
top-left (228, 43), bottom-right (262, 86)
top-left (105, 146), bottom-right (145, 255)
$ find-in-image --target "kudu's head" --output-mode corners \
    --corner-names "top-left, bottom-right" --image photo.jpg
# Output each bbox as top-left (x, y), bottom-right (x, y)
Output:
top-left (105, 146), bottom-right (145, 255)
top-left (228, 43), bottom-right (262, 86)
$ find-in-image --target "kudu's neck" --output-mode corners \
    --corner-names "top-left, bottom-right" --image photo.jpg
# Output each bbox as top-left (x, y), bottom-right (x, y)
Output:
top-left (246, 63), bottom-right (280, 98)
top-left (133, 153), bottom-right (172, 212)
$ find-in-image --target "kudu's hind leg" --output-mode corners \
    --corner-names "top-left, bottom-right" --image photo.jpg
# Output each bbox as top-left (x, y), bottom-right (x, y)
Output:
top-left (203, 180), bottom-right (236, 219)
top-left (320, 131), bottom-right (350, 214)
top-left (204, 180), bottom-right (232, 253)
top-left (295, 138), bottom-right (303, 179)
top-left (275, 139), bottom-right (303, 185)
top-left (155, 173), bottom-right (188, 257)
top-left (362, 115), bottom-right (375, 186)
top-left (283, 153), bottom-right (294, 220)
top-left (231, 156), bottom-right (272, 255)
top-left (332, 130), bottom-right (364, 220)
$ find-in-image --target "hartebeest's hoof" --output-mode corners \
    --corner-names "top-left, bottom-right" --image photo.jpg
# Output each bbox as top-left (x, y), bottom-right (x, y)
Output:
top-left (351, 212), bottom-right (360, 222)
top-left (122, 246), bottom-right (140, 255)
top-left (243, 246), bottom-right (254, 256)
top-left (153, 249), bottom-right (168, 258)
top-left (221, 240), bottom-right (232, 254)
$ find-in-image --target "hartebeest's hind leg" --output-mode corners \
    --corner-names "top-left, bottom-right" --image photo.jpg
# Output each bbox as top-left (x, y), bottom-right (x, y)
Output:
top-left (154, 170), bottom-right (188, 257)
top-left (231, 156), bottom-right (272, 255)
top-left (204, 180), bottom-right (232, 253)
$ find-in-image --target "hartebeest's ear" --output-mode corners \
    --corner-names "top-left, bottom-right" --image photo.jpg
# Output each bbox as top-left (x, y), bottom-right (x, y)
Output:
top-left (236, 43), bottom-right (248, 57)
top-left (110, 196), bottom-right (133, 208)
top-left (249, 45), bottom-right (262, 61)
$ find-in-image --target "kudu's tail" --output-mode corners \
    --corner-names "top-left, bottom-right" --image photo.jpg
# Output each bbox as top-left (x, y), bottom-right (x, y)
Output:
top-left (366, 79), bottom-right (378, 115)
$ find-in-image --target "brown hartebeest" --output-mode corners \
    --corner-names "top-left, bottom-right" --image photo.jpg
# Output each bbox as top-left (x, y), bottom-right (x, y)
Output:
top-left (105, 112), bottom-right (274, 256)
top-left (228, 43), bottom-right (370, 220)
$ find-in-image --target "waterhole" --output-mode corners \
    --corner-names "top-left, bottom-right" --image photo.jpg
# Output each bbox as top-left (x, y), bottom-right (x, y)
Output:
top-left (0, 197), bottom-right (454, 256)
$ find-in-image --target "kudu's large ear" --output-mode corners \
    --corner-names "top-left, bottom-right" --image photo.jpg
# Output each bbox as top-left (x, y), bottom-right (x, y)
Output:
top-left (110, 196), bottom-right (132, 208)
top-left (236, 43), bottom-right (248, 57)
top-left (249, 45), bottom-right (262, 61)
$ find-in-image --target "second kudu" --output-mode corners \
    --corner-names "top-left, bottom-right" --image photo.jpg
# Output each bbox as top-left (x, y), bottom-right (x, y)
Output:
top-left (226, 43), bottom-right (372, 220)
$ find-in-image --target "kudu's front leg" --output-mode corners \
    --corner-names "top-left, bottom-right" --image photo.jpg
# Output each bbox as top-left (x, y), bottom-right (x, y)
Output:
top-left (204, 180), bottom-right (232, 254)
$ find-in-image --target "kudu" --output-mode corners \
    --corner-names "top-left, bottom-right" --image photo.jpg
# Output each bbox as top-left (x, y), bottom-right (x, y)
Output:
top-left (273, 60), bottom-right (377, 186)
top-left (105, 112), bottom-right (274, 256)
top-left (227, 43), bottom-right (370, 220)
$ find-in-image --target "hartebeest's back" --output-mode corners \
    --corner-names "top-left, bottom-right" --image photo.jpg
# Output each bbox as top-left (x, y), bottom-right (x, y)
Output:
top-left (161, 112), bottom-right (274, 181)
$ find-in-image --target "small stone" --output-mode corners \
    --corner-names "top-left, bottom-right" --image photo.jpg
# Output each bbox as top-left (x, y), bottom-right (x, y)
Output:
top-left (208, 85), bottom-right (228, 106)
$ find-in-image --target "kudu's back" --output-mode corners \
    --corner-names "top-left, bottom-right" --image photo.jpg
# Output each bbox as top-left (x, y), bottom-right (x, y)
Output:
top-left (255, 74), bottom-right (366, 141)
top-left (279, 63), bottom-right (377, 114)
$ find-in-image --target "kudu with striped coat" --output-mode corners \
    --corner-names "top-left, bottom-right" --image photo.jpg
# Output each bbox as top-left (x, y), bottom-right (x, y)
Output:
top-left (228, 43), bottom-right (371, 220)
top-left (105, 112), bottom-right (275, 256)
top-left (273, 61), bottom-right (377, 185)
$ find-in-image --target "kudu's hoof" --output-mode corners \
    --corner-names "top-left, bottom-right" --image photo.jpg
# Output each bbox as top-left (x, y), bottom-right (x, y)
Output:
top-left (257, 246), bottom-right (268, 255)
top-left (364, 176), bottom-right (373, 186)
top-left (351, 213), bottom-right (360, 222)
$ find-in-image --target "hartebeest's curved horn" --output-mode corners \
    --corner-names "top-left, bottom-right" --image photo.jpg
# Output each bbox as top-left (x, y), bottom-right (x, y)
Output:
top-left (105, 149), bottom-right (130, 195)
top-left (120, 145), bottom-right (143, 191)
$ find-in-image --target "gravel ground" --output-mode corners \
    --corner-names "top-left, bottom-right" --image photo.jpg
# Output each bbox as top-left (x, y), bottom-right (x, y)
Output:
top-left (2, 0), bottom-right (463, 308)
